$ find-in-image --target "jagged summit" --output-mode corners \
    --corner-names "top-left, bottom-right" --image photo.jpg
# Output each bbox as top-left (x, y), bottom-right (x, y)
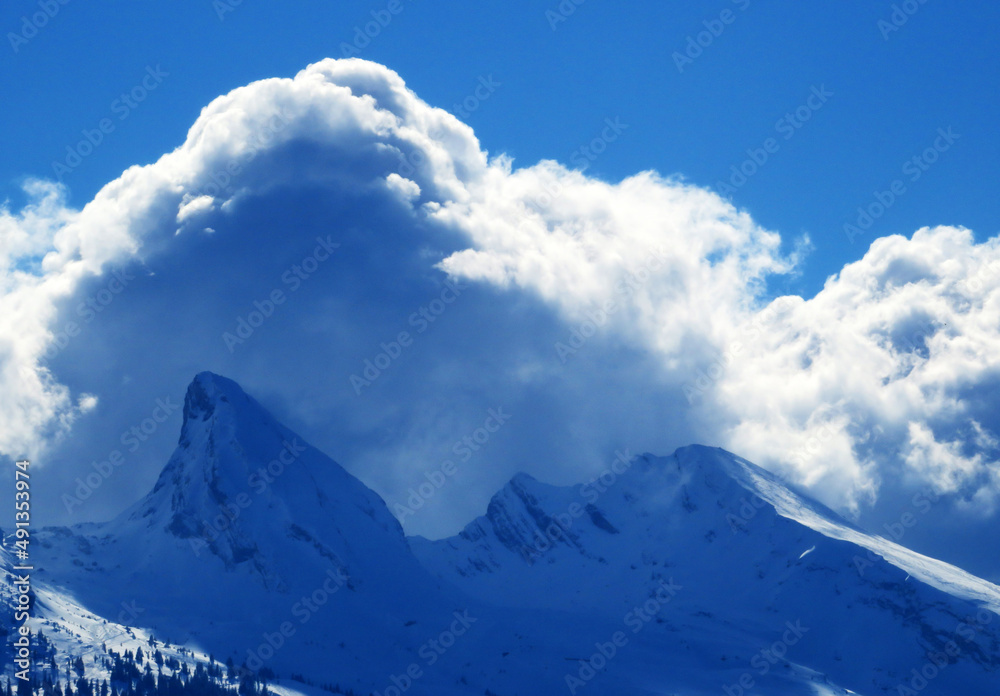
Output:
top-left (463, 444), bottom-right (785, 564)
top-left (416, 444), bottom-right (1000, 622)
top-left (127, 372), bottom-right (410, 569)
top-left (180, 371), bottom-right (249, 425)
top-left (506, 470), bottom-right (539, 486)
top-left (174, 371), bottom-right (294, 456)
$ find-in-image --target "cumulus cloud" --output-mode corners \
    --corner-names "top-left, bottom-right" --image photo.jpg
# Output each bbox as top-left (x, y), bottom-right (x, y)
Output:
top-left (702, 226), bottom-right (1000, 512)
top-left (0, 58), bottom-right (483, 462)
top-left (434, 161), bottom-right (798, 355)
top-left (1, 57), bottom-right (998, 538)
top-left (427, 152), bottom-right (1000, 514)
top-left (0, 180), bottom-right (103, 458)
top-left (448, 210), bottom-right (1000, 513)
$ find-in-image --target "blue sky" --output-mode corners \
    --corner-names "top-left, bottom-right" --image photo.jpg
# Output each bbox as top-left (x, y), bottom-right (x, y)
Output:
top-left (4, 1), bottom-right (998, 297)
top-left (3, 1), bottom-right (1000, 582)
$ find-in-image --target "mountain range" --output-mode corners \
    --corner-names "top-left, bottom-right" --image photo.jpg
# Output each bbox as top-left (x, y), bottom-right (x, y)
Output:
top-left (5, 372), bottom-right (999, 695)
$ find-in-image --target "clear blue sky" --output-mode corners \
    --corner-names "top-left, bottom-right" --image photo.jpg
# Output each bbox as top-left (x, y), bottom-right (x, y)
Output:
top-left (3, 1), bottom-right (997, 298)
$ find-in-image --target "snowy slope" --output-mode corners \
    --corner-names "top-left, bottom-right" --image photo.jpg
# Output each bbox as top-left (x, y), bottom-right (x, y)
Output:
top-left (16, 376), bottom-right (1000, 696)
top-left (31, 373), bottom-right (476, 694)
top-left (2, 534), bottom-right (326, 696)
top-left (412, 446), bottom-right (1000, 695)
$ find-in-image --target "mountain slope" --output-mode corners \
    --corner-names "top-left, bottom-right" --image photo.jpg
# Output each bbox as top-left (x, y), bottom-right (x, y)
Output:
top-left (2, 534), bottom-right (326, 696)
top-left (412, 446), bottom-right (1000, 695)
top-left (32, 373), bottom-right (471, 693)
top-left (20, 376), bottom-right (1000, 696)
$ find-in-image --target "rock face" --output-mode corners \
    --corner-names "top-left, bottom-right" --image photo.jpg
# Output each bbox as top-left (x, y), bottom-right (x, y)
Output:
top-left (20, 374), bottom-right (1000, 696)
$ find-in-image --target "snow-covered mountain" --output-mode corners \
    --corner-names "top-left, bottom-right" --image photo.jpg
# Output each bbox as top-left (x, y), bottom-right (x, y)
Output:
top-left (29, 373), bottom-right (478, 694)
top-left (412, 447), bottom-right (1000, 694)
top-left (9, 373), bottom-right (1000, 696)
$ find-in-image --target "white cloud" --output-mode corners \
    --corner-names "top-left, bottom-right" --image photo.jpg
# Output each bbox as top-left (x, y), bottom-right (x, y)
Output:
top-left (384, 173), bottom-right (421, 201)
top-left (707, 226), bottom-right (1000, 511)
top-left (0, 180), bottom-right (103, 458)
top-left (904, 421), bottom-right (982, 492)
top-left (176, 194), bottom-right (215, 225)
top-left (0, 58), bottom-right (485, 462)
top-left (451, 214), bottom-right (1000, 513)
top-left (434, 161), bottom-right (798, 357)
top-left (2, 57), bottom-right (998, 524)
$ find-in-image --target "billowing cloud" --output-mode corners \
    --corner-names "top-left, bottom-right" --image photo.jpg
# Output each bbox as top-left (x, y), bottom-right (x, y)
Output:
top-left (0, 180), bottom-right (99, 458)
top-left (701, 226), bottom-right (1000, 513)
top-left (434, 161), bottom-right (798, 355)
top-left (1, 58), bottom-right (998, 552)
top-left (447, 206), bottom-right (1000, 512)
top-left (1, 58), bottom-right (484, 461)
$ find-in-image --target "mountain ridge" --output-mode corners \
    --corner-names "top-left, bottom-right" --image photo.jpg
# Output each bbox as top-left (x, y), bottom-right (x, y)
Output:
top-left (15, 372), bottom-right (1000, 696)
